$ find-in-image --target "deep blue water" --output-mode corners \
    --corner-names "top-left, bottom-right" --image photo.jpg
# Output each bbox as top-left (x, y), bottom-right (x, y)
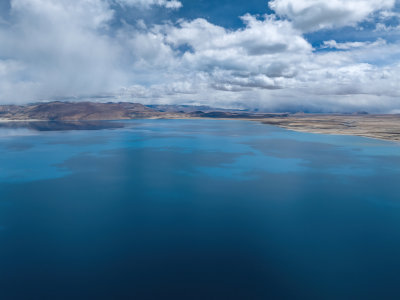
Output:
top-left (1, 119), bottom-right (400, 299)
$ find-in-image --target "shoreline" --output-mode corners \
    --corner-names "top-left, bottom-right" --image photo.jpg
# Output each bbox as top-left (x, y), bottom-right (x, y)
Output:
top-left (258, 122), bottom-right (400, 143)
top-left (152, 115), bottom-right (400, 142)
top-left (257, 115), bottom-right (400, 143)
top-left (0, 115), bottom-right (399, 143)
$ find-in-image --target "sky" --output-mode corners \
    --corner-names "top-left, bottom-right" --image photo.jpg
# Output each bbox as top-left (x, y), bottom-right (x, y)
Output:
top-left (0, 0), bottom-right (400, 112)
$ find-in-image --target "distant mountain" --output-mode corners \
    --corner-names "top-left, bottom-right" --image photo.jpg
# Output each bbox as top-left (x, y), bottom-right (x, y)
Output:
top-left (147, 104), bottom-right (244, 113)
top-left (0, 102), bottom-right (162, 121)
top-left (188, 111), bottom-right (289, 119)
top-left (0, 101), bottom-right (288, 121)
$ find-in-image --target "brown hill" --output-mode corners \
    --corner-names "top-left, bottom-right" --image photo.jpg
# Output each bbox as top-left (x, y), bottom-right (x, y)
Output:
top-left (0, 101), bottom-right (161, 121)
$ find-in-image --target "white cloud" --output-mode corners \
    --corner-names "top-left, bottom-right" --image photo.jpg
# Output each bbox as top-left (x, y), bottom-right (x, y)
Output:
top-left (0, 0), bottom-right (126, 103)
top-left (116, 0), bottom-right (182, 9)
top-left (322, 39), bottom-right (386, 50)
top-left (11, 0), bottom-right (114, 29)
top-left (269, 0), bottom-right (395, 32)
top-left (166, 15), bottom-right (311, 56)
top-left (162, 15), bottom-right (311, 91)
top-left (378, 9), bottom-right (400, 20)
top-left (375, 22), bottom-right (400, 31)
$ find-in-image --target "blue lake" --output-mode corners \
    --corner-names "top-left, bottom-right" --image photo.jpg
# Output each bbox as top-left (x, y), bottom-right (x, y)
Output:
top-left (1, 119), bottom-right (400, 299)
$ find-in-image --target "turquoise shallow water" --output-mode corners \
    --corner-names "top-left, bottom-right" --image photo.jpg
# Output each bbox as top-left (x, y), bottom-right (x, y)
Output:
top-left (1, 119), bottom-right (400, 299)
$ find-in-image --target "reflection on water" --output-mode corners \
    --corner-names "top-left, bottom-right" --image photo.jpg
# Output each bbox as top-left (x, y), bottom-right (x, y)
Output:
top-left (0, 120), bottom-right (125, 131)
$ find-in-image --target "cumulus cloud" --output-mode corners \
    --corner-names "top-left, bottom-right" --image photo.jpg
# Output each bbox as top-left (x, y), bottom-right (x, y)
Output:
top-left (375, 23), bottom-right (400, 31)
top-left (322, 39), bottom-right (386, 50)
top-left (269, 0), bottom-right (395, 32)
top-left (116, 0), bottom-right (182, 9)
top-left (162, 15), bottom-right (310, 91)
top-left (166, 15), bottom-right (310, 56)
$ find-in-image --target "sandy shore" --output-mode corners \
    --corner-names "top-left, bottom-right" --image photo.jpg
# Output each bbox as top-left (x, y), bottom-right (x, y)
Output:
top-left (252, 114), bottom-right (400, 142)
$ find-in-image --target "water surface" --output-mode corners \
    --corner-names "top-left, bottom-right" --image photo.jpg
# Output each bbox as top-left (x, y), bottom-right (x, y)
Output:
top-left (1, 119), bottom-right (400, 299)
